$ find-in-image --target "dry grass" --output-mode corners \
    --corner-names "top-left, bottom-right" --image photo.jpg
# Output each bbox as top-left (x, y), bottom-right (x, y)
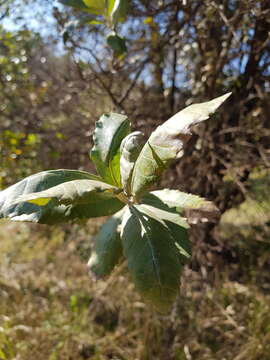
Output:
top-left (0, 177), bottom-right (270, 359)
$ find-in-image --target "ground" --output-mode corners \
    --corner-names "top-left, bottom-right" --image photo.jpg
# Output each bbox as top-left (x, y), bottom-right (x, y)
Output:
top-left (0, 173), bottom-right (269, 360)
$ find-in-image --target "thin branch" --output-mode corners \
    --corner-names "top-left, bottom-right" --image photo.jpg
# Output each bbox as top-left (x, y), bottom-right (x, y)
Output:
top-left (119, 59), bottom-right (149, 106)
top-left (70, 40), bottom-right (124, 110)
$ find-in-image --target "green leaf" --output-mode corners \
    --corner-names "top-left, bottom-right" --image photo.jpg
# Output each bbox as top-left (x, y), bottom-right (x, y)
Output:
top-left (59, 0), bottom-right (89, 10)
top-left (106, 32), bottom-right (127, 55)
top-left (148, 189), bottom-right (220, 224)
top-left (110, 0), bottom-right (129, 24)
top-left (120, 131), bottom-right (144, 194)
top-left (134, 204), bottom-right (189, 229)
top-left (0, 170), bottom-right (124, 224)
top-left (121, 206), bottom-right (181, 312)
top-left (88, 209), bottom-right (124, 277)
top-left (139, 193), bottom-right (192, 265)
top-left (82, 0), bottom-right (106, 15)
top-left (64, 196), bottom-right (124, 220)
top-left (16, 179), bottom-right (119, 206)
top-left (149, 189), bottom-right (207, 209)
top-left (59, 0), bottom-right (106, 15)
top-left (131, 93), bottom-right (232, 198)
top-left (90, 112), bottom-right (130, 186)
top-left (166, 222), bottom-right (191, 265)
top-left (125, 194), bottom-right (190, 305)
top-left (107, 0), bottom-right (116, 14)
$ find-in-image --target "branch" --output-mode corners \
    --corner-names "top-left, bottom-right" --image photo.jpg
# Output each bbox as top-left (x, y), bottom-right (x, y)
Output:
top-left (119, 59), bottom-right (148, 106)
top-left (70, 40), bottom-right (125, 111)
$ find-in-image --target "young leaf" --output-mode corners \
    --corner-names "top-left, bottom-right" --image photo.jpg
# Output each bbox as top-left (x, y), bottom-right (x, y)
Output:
top-left (90, 112), bottom-right (130, 186)
top-left (88, 210), bottom-right (124, 277)
top-left (110, 0), bottom-right (129, 24)
top-left (0, 170), bottom-right (124, 224)
top-left (16, 179), bottom-right (119, 206)
top-left (120, 131), bottom-right (144, 195)
top-left (121, 206), bottom-right (182, 312)
top-left (131, 93), bottom-right (232, 198)
top-left (148, 189), bottom-right (220, 223)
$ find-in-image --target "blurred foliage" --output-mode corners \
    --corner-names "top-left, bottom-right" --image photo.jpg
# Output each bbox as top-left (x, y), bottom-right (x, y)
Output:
top-left (0, 23), bottom-right (113, 186)
top-left (0, 26), bottom-right (42, 185)
top-left (0, 130), bottom-right (40, 188)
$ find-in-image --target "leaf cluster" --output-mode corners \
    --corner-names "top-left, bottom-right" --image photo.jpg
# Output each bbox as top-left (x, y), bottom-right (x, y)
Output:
top-left (60, 0), bottom-right (128, 54)
top-left (0, 93), bottom-right (230, 311)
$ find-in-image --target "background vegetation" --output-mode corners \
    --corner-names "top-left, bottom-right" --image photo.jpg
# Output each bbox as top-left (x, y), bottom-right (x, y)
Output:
top-left (0, 0), bottom-right (269, 359)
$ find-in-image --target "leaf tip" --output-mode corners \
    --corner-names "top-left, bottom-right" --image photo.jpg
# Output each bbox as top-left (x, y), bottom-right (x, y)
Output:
top-left (217, 91), bottom-right (232, 103)
top-left (205, 91), bottom-right (232, 115)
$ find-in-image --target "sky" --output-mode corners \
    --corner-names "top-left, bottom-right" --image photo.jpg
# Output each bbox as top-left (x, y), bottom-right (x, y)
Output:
top-left (2, 0), bottom-right (61, 37)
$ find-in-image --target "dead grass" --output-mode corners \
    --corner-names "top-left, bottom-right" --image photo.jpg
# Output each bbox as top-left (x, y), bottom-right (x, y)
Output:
top-left (0, 173), bottom-right (270, 360)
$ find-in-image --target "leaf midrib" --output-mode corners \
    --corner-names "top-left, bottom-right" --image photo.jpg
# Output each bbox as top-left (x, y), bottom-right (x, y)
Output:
top-left (131, 206), bottom-right (162, 292)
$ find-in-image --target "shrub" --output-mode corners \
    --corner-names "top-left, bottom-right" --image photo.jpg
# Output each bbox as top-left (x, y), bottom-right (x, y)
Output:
top-left (0, 93), bottom-right (231, 311)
